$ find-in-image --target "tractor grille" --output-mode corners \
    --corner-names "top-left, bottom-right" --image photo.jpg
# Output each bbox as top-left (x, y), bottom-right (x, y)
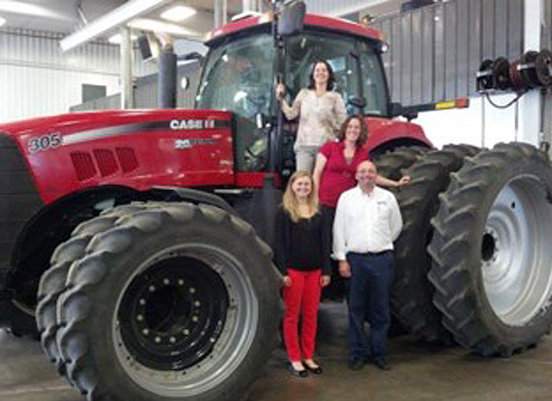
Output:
top-left (70, 147), bottom-right (139, 181)
top-left (0, 134), bottom-right (44, 275)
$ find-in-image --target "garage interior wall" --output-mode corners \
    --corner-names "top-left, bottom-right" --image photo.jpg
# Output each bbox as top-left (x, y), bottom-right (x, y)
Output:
top-left (70, 60), bottom-right (202, 112)
top-left (0, 28), bottom-right (156, 123)
top-left (370, 0), bottom-right (524, 105)
top-left (364, 0), bottom-right (549, 150)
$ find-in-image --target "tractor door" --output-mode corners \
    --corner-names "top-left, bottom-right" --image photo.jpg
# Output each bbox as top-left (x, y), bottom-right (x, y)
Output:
top-left (196, 34), bottom-right (275, 173)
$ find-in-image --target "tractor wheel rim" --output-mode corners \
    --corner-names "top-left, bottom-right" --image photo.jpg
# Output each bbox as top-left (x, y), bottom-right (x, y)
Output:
top-left (481, 175), bottom-right (552, 326)
top-left (113, 243), bottom-right (259, 396)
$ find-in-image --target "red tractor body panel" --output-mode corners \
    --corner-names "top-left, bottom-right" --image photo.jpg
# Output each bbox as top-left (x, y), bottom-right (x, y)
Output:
top-left (364, 117), bottom-right (430, 150)
top-left (0, 109), bottom-right (234, 204)
top-left (206, 13), bottom-right (384, 45)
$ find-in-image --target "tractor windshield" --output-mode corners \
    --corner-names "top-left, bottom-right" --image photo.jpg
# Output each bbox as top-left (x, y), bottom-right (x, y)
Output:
top-left (196, 29), bottom-right (389, 172)
top-left (284, 32), bottom-right (388, 116)
top-left (196, 34), bottom-right (275, 171)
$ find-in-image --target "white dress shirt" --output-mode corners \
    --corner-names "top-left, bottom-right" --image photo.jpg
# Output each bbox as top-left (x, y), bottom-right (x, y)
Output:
top-left (333, 185), bottom-right (403, 261)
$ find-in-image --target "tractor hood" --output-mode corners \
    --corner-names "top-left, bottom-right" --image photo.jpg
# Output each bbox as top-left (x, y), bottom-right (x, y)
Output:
top-left (1, 109), bottom-right (235, 205)
top-left (0, 109), bottom-right (232, 138)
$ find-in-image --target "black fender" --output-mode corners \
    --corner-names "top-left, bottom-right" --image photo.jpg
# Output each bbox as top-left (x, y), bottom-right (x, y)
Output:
top-left (148, 186), bottom-right (237, 216)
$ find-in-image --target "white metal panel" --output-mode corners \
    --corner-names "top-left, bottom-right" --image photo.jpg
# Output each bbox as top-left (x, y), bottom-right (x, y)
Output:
top-left (0, 28), bottom-right (156, 123)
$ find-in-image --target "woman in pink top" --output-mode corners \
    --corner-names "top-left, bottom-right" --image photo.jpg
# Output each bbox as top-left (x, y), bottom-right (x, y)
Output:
top-left (314, 115), bottom-right (409, 211)
top-left (276, 60), bottom-right (347, 173)
top-left (313, 115), bottom-right (410, 298)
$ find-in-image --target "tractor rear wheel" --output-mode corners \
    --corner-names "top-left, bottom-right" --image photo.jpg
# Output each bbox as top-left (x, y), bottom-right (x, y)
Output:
top-left (374, 146), bottom-right (430, 180)
top-left (428, 143), bottom-right (552, 355)
top-left (55, 202), bottom-right (282, 401)
top-left (392, 145), bottom-right (479, 342)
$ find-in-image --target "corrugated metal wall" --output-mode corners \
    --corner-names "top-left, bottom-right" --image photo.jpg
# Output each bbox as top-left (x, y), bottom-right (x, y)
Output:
top-left (0, 28), bottom-right (156, 123)
top-left (305, 0), bottom-right (374, 15)
top-left (371, 0), bottom-right (524, 106)
top-left (70, 61), bottom-right (202, 111)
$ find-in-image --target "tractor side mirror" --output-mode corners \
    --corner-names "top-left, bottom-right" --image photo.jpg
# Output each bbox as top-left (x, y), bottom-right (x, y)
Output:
top-left (389, 102), bottom-right (403, 117)
top-left (278, 1), bottom-right (306, 37)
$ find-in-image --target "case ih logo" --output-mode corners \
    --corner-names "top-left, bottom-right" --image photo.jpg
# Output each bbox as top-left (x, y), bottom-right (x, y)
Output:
top-left (170, 119), bottom-right (216, 130)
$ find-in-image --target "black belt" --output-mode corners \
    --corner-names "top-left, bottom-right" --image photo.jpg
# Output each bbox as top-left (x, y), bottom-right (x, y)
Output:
top-left (348, 250), bottom-right (393, 257)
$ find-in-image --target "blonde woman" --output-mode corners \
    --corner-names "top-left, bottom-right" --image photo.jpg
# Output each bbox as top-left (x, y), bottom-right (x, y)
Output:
top-left (274, 171), bottom-right (331, 377)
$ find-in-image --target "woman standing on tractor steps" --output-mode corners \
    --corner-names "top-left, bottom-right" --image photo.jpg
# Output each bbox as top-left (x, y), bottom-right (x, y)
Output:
top-left (313, 115), bottom-right (410, 298)
top-left (276, 59), bottom-right (347, 173)
top-left (274, 171), bottom-right (332, 377)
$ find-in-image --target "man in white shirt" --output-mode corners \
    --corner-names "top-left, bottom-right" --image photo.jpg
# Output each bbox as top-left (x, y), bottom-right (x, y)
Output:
top-left (333, 160), bottom-right (403, 371)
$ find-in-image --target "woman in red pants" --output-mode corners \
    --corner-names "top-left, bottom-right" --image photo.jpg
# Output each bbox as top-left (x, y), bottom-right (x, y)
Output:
top-left (274, 170), bottom-right (331, 377)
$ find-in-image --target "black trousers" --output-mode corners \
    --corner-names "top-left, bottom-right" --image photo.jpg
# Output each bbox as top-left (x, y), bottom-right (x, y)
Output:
top-left (346, 251), bottom-right (395, 361)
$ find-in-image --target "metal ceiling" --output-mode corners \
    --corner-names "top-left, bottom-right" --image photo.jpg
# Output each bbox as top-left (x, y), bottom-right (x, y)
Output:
top-left (0, 0), bottom-right (245, 34)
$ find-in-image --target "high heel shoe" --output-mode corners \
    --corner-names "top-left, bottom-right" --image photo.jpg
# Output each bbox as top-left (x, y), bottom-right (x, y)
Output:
top-left (286, 362), bottom-right (308, 377)
top-left (303, 361), bottom-right (323, 374)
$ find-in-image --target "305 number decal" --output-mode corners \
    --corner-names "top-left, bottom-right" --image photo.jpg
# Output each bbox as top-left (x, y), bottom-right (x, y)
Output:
top-left (28, 133), bottom-right (62, 154)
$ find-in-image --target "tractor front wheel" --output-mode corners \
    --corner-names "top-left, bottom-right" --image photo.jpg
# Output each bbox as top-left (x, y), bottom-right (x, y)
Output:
top-left (54, 202), bottom-right (282, 401)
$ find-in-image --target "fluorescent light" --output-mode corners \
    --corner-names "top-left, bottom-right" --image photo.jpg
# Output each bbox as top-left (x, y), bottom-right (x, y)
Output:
top-left (129, 18), bottom-right (195, 36)
top-left (161, 5), bottom-right (196, 22)
top-left (108, 33), bottom-right (138, 44)
top-left (60, 0), bottom-right (171, 52)
top-left (0, 16), bottom-right (5, 27)
top-left (0, 1), bottom-right (57, 18)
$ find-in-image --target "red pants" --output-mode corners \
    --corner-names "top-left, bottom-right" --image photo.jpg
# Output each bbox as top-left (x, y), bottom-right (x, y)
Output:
top-left (283, 269), bottom-right (322, 361)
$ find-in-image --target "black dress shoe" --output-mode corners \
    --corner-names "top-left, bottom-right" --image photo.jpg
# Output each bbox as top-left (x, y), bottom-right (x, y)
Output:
top-left (348, 358), bottom-right (364, 371)
top-left (286, 362), bottom-right (308, 377)
top-left (304, 362), bottom-right (323, 374)
top-left (373, 358), bottom-right (391, 371)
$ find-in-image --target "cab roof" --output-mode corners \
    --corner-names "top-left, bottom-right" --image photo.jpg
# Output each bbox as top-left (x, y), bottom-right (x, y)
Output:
top-left (205, 13), bottom-right (384, 46)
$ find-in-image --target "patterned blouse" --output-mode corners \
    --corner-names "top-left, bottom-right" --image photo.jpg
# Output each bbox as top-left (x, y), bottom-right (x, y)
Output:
top-left (283, 89), bottom-right (347, 148)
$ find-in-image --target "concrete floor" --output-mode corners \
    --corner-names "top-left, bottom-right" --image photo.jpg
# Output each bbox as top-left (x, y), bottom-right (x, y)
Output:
top-left (1, 303), bottom-right (551, 401)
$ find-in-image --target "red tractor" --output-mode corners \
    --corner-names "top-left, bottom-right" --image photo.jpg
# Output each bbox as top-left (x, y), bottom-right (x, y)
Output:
top-left (1, 2), bottom-right (552, 401)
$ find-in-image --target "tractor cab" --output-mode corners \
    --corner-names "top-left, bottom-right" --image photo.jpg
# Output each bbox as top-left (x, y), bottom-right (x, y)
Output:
top-left (195, 8), bottom-right (391, 180)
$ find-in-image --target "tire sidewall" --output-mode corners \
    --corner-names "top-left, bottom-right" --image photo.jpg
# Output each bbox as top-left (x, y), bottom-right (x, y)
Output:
top-left (80, 211), bottom-right (279, 401)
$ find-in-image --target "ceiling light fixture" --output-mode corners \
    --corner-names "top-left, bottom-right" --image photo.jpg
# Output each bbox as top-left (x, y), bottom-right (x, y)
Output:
top-left (0, 1), bottom-right (57, 18)
top-left (161, 5), bottom-right (196, 22)
top-left (108, 33), bottom-right (138, 44)
top-left (129, 18), bottom-right (195, 37)
top-left (60, 0), bottom-right (171, 52)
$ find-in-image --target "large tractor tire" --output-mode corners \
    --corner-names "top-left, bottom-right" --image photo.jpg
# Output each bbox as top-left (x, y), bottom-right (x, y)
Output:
top-left (392, 144), bottom-right (479, 343)
top-left (374, 146), bottom-right (430, 181)
top-left (37, 204), bottom-right (150, 373)
top-left (428, 143), bottom-right (552, 356)
top-left (54, 202), bottom-right (282, 401)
